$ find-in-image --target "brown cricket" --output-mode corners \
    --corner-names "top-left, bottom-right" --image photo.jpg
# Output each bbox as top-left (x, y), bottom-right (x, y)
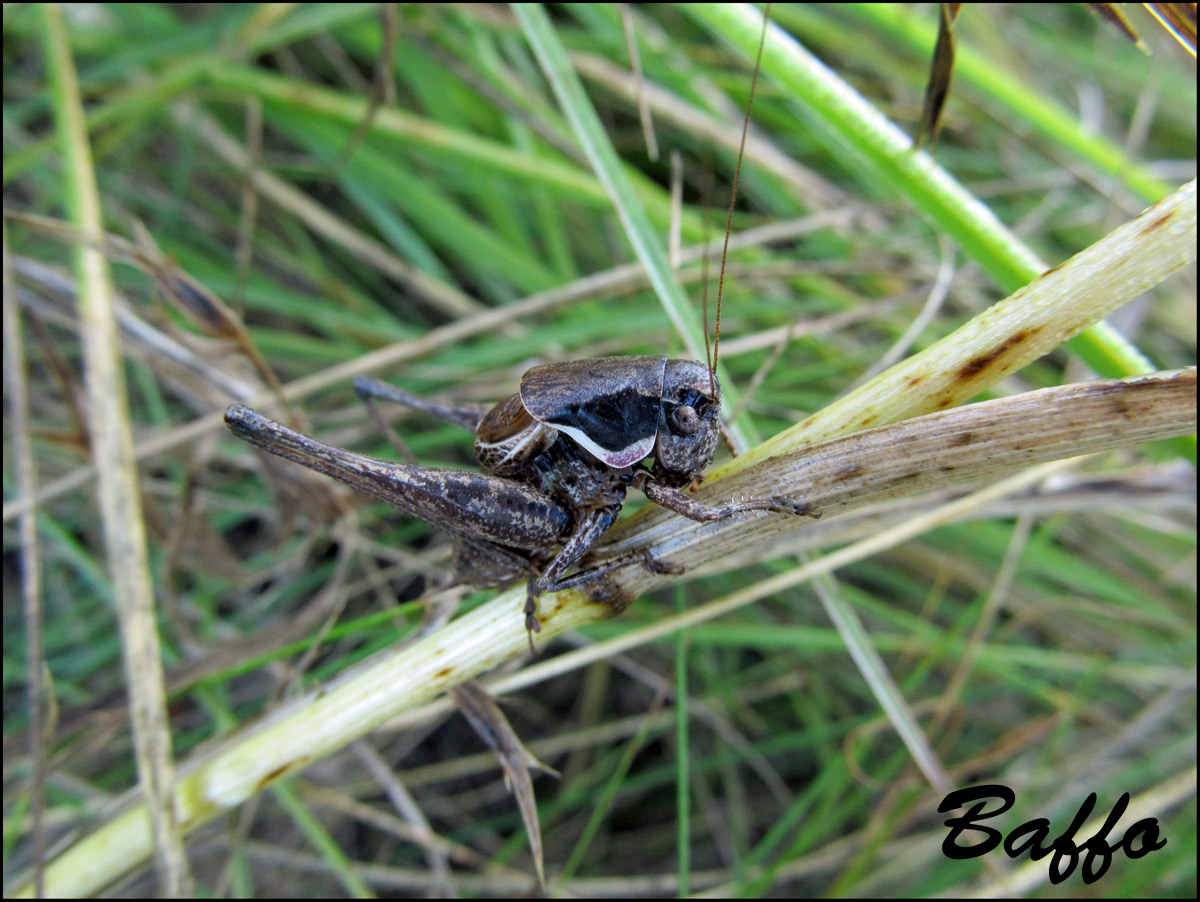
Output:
top-left (224, 6), bottom-right (816, 650)
top-left (224, 355), bottom-right (816, 650)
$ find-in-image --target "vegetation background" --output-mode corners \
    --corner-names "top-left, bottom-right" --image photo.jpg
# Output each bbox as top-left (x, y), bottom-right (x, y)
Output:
top-left (4, 2), bottom-right (1195, 896)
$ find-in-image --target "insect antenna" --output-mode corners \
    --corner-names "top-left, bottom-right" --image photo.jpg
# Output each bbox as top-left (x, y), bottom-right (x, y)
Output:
top-left (700, 164), bottom-right (713, 384)
top-left (710, 3), bottom-right (771, 394)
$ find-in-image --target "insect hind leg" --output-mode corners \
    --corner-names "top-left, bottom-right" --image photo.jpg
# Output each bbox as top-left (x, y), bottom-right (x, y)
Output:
top-left (354, 376), bottom-right (491, 430)
top-left (354, 375), bottom-right (493, 463)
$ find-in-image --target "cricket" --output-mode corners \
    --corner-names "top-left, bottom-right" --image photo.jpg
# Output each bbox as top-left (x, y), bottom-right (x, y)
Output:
top-left (224, 7), bottom-right (817, 651)
top-left (225, 352), bottom-right (816, 651)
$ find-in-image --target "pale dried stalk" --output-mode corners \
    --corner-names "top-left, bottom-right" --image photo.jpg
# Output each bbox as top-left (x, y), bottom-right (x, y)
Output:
top-left (38, 6), bottom-right (189, 896)
top-left (604, 368), bottom-right (1196, 582)
top-left (736, 179), bottom-right (1196, 467)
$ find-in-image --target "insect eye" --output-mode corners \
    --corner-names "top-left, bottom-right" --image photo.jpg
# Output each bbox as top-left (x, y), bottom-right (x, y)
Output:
top-left (671, 405), bottom-right (702, 434)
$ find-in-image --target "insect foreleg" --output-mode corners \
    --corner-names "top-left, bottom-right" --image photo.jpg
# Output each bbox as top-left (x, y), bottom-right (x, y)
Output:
top-left (634, 472), bottom-right (819, 522)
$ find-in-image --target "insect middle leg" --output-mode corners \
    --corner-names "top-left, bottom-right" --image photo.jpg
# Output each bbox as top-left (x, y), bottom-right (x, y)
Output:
top-left (522, 504), bottom-right (622, 639)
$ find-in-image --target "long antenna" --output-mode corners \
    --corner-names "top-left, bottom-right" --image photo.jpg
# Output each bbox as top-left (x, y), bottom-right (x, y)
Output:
top-left (711, 3), bottom-right (771, 394)
top-left (700, 157), bottom-right (713, 380)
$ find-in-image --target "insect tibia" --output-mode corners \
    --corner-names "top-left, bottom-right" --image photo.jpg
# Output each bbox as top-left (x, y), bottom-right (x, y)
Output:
top-left (353, 375), bottom-right (491, 431)
top-left (524, 504), bottom-right (621, 642)
top-left (633, 471), bottom-right (820, 522)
